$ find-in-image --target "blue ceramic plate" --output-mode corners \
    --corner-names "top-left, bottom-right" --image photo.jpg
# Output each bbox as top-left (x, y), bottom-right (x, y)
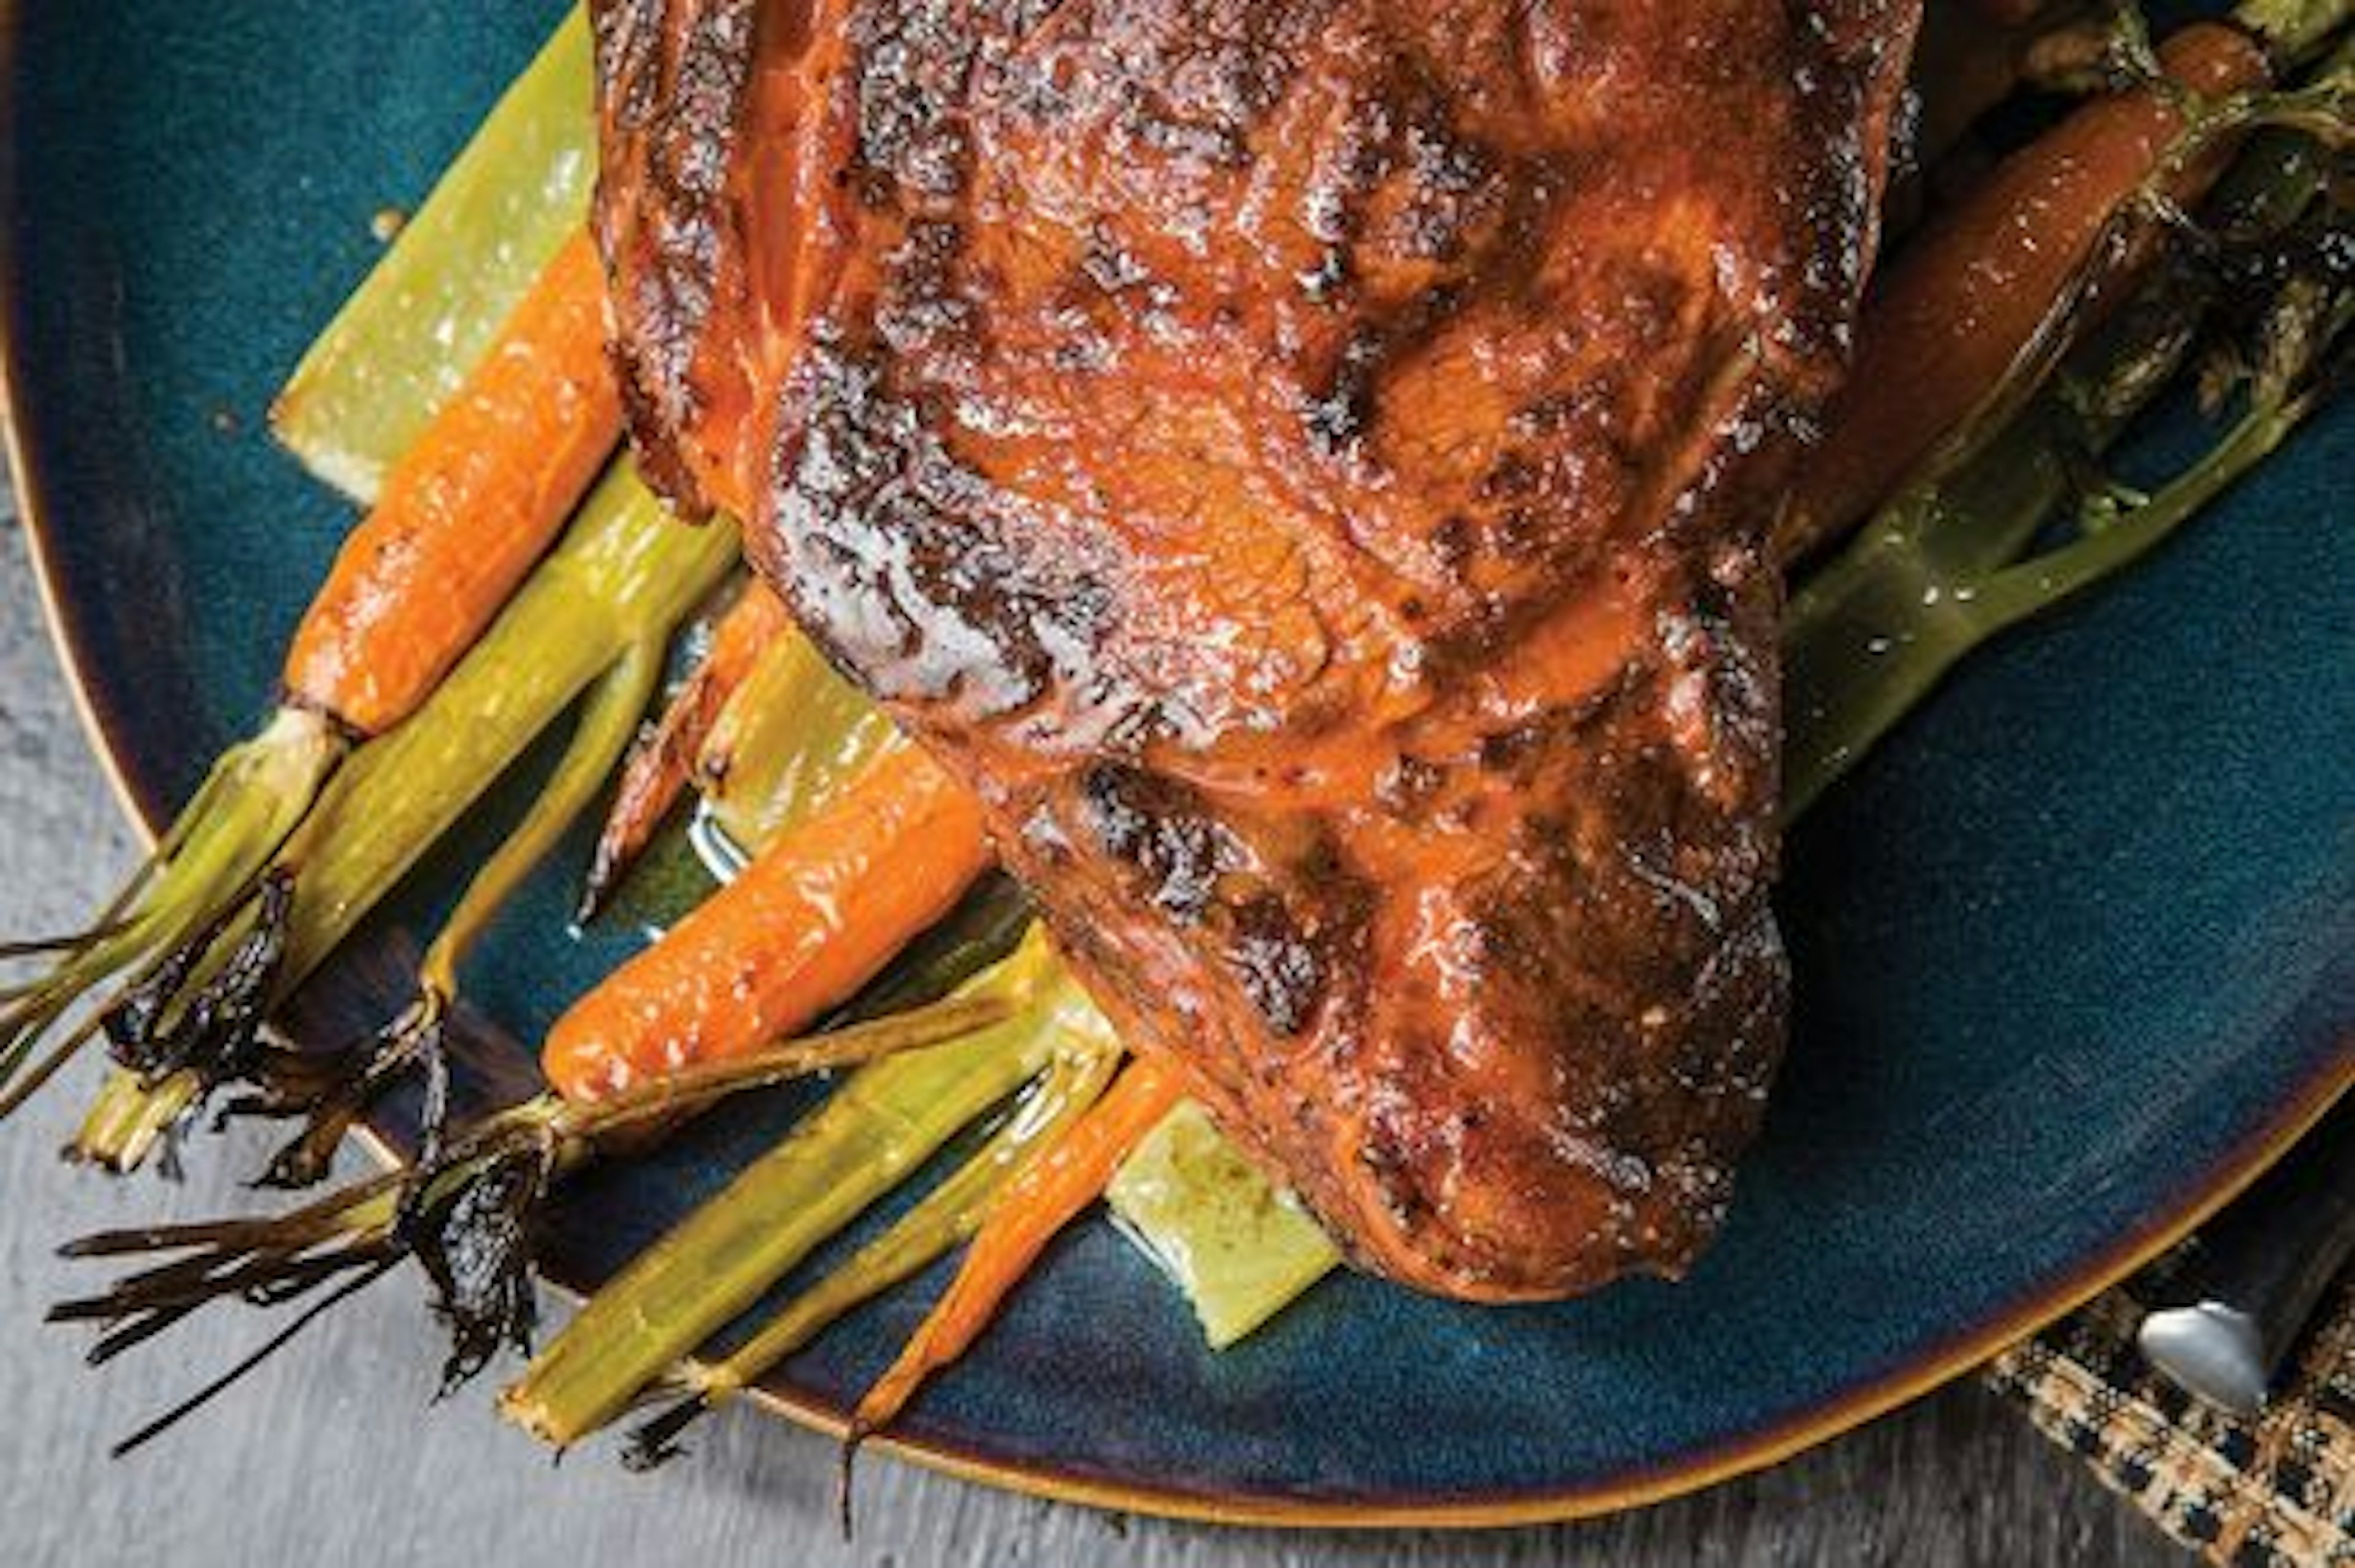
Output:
top-left (4, 0), bottom-right (2349, 1528)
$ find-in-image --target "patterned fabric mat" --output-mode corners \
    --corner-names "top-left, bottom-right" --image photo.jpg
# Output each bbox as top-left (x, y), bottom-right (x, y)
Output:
top-left (1988, 1271), bottom-right (2353, 1566)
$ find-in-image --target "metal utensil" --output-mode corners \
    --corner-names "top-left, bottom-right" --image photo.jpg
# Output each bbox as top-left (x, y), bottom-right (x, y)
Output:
top-left (2137, 1094), bottom-right (2355, 1417)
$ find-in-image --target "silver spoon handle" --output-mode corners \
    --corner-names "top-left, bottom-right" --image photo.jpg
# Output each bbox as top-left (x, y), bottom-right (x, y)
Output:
top-left (2137, 1095), bottom-right (2355, 1417)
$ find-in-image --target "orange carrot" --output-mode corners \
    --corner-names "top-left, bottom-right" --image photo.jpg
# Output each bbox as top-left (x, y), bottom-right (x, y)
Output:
top-left (578, 579), bottom-right (792, 918)
top-left (541, 746), bottom-right (990, 1103)
top-left (0, 229), bottom-right (640, 1133)
top-left (1783, 23), bottom-right (2270, 557)
top-left (283, 228), bottom-right (623, 734)
top-left (849, 1054), bottom-right (1186, 1440)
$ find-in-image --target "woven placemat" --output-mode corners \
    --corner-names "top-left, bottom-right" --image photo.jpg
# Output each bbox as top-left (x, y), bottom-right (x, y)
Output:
top-left (1988, 1268), bottom-right (2354, 1566)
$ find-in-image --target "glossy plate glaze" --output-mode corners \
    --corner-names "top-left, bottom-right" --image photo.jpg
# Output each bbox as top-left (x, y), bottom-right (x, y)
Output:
top-left (2, 0), bottom-right (2348, 1529)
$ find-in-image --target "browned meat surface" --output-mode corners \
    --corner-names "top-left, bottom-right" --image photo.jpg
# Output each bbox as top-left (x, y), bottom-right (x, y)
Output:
top-left (591, 0), bottom-right (1918, 1300)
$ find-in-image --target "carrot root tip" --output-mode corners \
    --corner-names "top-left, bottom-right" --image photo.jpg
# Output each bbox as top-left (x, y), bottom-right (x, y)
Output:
top-left (836, 1424), bottom-right (873, 1542)
top-left (237, 987), bottom-right (452, 1191)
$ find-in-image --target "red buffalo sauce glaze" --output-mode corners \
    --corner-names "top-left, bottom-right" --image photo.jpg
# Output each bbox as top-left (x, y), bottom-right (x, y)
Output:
top-left (590, 0), bottom-right (1921, 1299)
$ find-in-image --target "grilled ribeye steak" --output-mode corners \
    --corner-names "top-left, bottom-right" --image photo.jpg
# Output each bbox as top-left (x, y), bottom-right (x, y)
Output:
top-left (591, 0), bottom-right (1918, 1299)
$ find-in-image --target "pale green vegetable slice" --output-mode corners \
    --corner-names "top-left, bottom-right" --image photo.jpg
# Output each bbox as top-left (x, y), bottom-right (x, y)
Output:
top-left (695, 633), bottom-right (908, 874)
top-left (272, 9), bottom-right (596, 503)
top-left (1108, 1100), bottom-right (1341, 1348)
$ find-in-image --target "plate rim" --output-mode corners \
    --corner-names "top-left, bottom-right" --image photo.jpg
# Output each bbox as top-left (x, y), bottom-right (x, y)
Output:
top-left (0, 2), bottom-right (2345, 1529)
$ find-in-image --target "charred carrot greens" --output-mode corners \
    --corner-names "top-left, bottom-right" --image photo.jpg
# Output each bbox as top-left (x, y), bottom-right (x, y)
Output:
top-left (2, 219), bottom-right (624, 1130)
top-left (53, 991), bottom-right (1014, 1451)
top-left (69, 470), bottom-right (739, 1173)
top-left (55, 646), bottom-right (1042, 1450)
top-left (0, 712), bottom-right (342, 1122)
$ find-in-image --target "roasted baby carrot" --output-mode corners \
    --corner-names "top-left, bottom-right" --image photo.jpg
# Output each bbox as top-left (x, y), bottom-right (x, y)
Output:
top-left (284, 227), bottom-right (622, 735)
top-left (541, 746), bottom-right (992, 1102)
top-left (846, 1054), bottom-right (1187, 1442)
top-left (579, 578), bottom-right (792, 919)
top-left (3, 229), bottom-right (628, 1127)
top-left (66, 475), bottom-right (739, 1172)
top-left (1781, 21), bottom-right (2271, 558)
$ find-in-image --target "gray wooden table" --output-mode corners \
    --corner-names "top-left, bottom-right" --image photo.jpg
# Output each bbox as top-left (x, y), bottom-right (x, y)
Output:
top-left (0, 495), bottom-right (2180, 1567)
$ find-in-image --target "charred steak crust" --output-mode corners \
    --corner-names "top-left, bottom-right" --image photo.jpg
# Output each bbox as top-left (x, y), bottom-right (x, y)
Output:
top-left (594, 0), bottom-right (1918, 1299)
top-left (589, 0), bottom-right (759, 516)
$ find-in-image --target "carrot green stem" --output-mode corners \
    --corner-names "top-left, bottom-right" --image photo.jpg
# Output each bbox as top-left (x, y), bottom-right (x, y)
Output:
top-left (1781, 429), bottom-right (2076, 819)
top-left (1968, 348), bottom-right (2338, 629)
top-left (67, 1066), bottom-right (201, 1173)
top-left (498, 933), bottom-right (1099, 1450)
top-left (1781, 296), bottom-right (2189, 814)
top-left (625, 1028), bottom-right (1121, 1467)
top-left (0, 709), bottom-right (343, 1121)
top-left (66, 473), bottom-right (737, 1170)
top-left (550, 993), bottom-right (1020, 1147)
top-left (421, 641), bottom-right (664, 1000)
